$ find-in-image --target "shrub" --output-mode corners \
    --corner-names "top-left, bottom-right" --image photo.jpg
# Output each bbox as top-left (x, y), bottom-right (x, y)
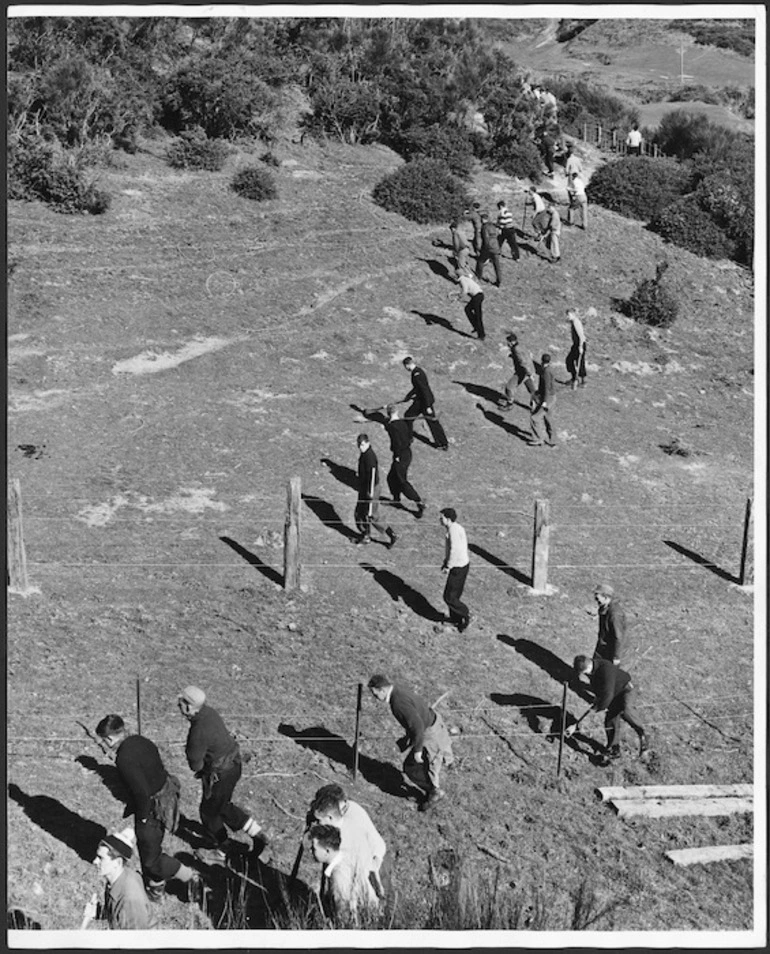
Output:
top-left (625, 261), bottom-right (680, 328)
top-left (8, 132), bottom-right (111, 213)
top-left (653, 109), bottom-right (741, 162)
top-left (230, 165), bottom-right (278, 201)
top-left (649, 195), bottom-right (737, 260)
top-left (389, 124), bottom-right (475, 179)
top-left (586, 157), bottom-right (691, 221)
top-left (372, 158), bottom-right (470, 224)
top-left (166, 130), bottom-right (230, 171)
top-left (307, 75), bottom-right (385, 145)
top-left (487, 136), bottom-right (543, 182)
top-left (546, 77), bottom-right (638, 130)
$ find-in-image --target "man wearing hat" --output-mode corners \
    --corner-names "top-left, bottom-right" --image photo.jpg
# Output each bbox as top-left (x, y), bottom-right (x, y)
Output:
top-left (95, 714), bottom-right (198, 902)
top-left (499, 332), bottom-right (536, 409)
top-left (178, 686), bottom-right (266, 864)
top-left (593, 583), bottom-right (627, 665)
top-left (83, 827), bottom-right (151, 930)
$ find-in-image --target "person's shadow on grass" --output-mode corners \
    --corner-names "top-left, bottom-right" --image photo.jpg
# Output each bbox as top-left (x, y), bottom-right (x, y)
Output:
top-left (359, 563), bottom-right (446, 623)
top-left (320, 457), bottom-right (358, 491)
top-left (351, 403), bottom-right (388, 425)
top-left (454, 379), bottom-right (506, 405)
top-left (412, 311), bottom-right (473, 339)
top-left (475, 402), bottom-right (531, 443)
top-left (278, 725), bottom-right (414, 799)
top-left (8, 783), bottom-right (106, 862)
top-left (75, 754), bottom-right (129, 806)
top-left (220, 537), bottom-right (283, 586)
top-left (302, 494), bottom-right (358, 542)
top-left (489, 692), bottom-right (605, 758)
top-left (468, 542), bottom-right (530, 586)
top-left (418, 257), bottom-right (454, 283)
top-left (497, 635), bottom-right (593, 702)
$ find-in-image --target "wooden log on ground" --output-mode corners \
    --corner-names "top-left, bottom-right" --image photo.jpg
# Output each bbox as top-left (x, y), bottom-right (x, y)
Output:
top-left (283, 476), bottom-right (301, 592)
top-left (665, 844), bottom-right (753, 867)
top-left (611, 796), bottom-right (752, 819)
top-left (596, 783), bottom-right (753, 802)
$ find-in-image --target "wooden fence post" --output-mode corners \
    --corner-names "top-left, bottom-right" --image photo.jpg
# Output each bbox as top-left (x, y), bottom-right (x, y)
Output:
top-left (352, 683), bottom-right (363, 781)
top-left (284, 476), bottom-right (301, 592)
top-left (597, 124), bottom-right (602, 145)
top-left (612, 129), bottom-right (617, 151)
top-left (531, 498), bottom-right (550, 592)
top-left (136, 678), bottom-right (142, 736)
top-left (582, 122), bottom-right (587, 142)
top-left (738, 497), bottom-right (753, 586)
top-left (7, 478), bottom-right (34, 595)
top-left (557, 681), bottom-right (568, 777)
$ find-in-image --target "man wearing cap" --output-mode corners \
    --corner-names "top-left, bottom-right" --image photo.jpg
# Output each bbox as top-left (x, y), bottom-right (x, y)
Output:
top-left (178, 686), bottom-right (266, 864)
top-left (367, 674), bottom-right (454, 813)
top-left (83, 828), bottom-right (151, 930)
top-left (593, 583), bottom-right (627, 665)
top-left (383, 405), bottom-right (425, 519)
top-left (499, 333), bottom-right (536, 409)
top-left (566, 655), bottom-right (648, 764)
top-left (529, 353), bottom-right (556, 446)
top-left (95, 714), bottom-right (198, 901)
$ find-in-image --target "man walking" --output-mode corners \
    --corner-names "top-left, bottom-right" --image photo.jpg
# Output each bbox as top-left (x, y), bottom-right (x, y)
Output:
top-left (524, 186), bottom-right (545, 233)
top-left (564, 142), bottom-right (583, 178)
top-left (309, 824), bottom-right (379, 925)
top-left (567, 172), bottom-right (588, 230)
top-left (566, 656), bottom-right (648, 764)
top-left (355, 433), bottom-right (397, 547)
top-left (402, 357), bottom-right (449, 451)
top-left (529, 353), bottom-right (556, 446)
top-left (593, 583), bottom-right (626, 664)
top-left (475, 212), bottom-right (502, 287)
top-left (496, 199), bottom-right (520, 261)
top-left (440, 507), bottom-right (471, 632)
top-left (499, 332), bottom-right (536, 409)
top-left (367, 674), bottom-right (454, 812)
top-left (383, 404), bottom-right (425, 518)
top-left (465, 201), bottom-right (484, 256)
top-left (565, 309), bottom-right (587, 389)
top-left (309, 784), bottom-right (387, 900)
top-left (626, 123), bottom-right (643, 156)
top-left (178, 686), bottom-right (266, 865)
top-left (95, 714), bottom-right (198, 901)
top-left (83, 827), bottom-right (151, 930)
top-left (449, 220), bottom-right (470, 277)
top-left (451, 267), bottom-right (485, 340)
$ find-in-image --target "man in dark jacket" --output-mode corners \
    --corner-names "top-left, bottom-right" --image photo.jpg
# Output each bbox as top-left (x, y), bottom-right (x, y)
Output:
top-left (402, 357), bottom-right (449, 451)
top-left (475, 212), bottom-right (502, 287)
top-left (499, 332), bottom-right (536, 409)
top-left (96, 714), bottom-right (198, 901)
top-left (529, 353), bottom-right (556, 446)
top-left (593, 583), bottom-right (626, 664)
top-left (178, 686), bottom-right (266, 864)
top-left (384, 405), bottom-right (425, 518)
top-left (566, 656), bottom-right (648, 764)
top-left (465, 201), bottom-right (484, 256)
top-left (355, 434), bottom-right (397, 547)
top-left (367, 674), bottom-right (454, 813)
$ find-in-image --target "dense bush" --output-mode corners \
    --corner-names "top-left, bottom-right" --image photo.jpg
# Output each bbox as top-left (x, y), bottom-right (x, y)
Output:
top-left (487, 136), bottom-right (544, 182)
top-left (586, 157), bottom-right (691, 221)
top-left (372, 158), bottom-right (470, 224)
top-left (669, 19), bottom-right (755, 57)
top-left (653, 109), bottom-right (744, 162)
top-left (388, 124), bottom-right (476, 179)
top-left (305, 75), bottom-right (385, 144)
top-left (649, 196), bottom-right (737, 260)
top-left (546, 77), bottom-right (638, 131)
top-left (625, 262), bottom-right (680, 328)
top-left (166, 130), bottom-right (231, 171)
top-left (8, 132), bottom-right (111, 213)
top-left (230, 165), bottom-right (278, 201)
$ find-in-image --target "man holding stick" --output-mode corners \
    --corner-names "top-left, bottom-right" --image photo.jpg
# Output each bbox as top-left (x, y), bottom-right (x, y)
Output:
top-left (354, 433), bottom-right (398, 547)
top-left (566, 656), bottom-right (648, 765)
top-left (402, 357), bottom-right (449, 451)
top-left (499, 332), bottom-right (536, 410)
top-left (383, 404), bottom-right (426, 518)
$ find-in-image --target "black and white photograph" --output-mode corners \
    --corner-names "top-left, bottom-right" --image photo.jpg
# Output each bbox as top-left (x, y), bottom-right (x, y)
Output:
top-left (6, 3), bottom-right (766, 948)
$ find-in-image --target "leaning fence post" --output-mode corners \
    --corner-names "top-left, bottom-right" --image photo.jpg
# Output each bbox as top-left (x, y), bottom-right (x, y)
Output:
top-left (284, 476), bottom-right (301, 592)
top-left (738, 497), bottom-right (753, 586)
top-left (582, 122), bottom-right (587, 142)
top-left (531, 498), bottom-right (550, 593)
top-left (352, 682), bottom-right (363, 781)
top-left (557, 681), bottom-right (568, 777)
top-left (136, 678), bottom-right (142, 736)
top-left (8, 478), bottom-right (34, 595)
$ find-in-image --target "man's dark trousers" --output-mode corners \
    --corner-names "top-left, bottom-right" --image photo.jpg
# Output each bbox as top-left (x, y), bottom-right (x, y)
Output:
top-left (387, 449), bottom-right (421, 504)
top-left (443, 565), bottom-right (470, 624)
top-left (604, 686), bottom-right (644, 749)
top-left (499, 228), bottom-right (520, 260)
top-left (406, 402), bottom-right (448, 449)
top-left (200, 759), bottom-right (249, 845)
top-left (475, 249), bottom-right (501, 286)
top-left (135, 816), bottom-right (180, 882)
top-left (464, 292), bottom-right (485, 338)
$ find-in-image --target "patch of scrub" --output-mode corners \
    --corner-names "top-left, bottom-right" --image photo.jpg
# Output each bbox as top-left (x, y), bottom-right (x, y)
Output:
top-left (612, 360), bottom-right (686, 376)
top-left (112, 336), bottom-right (239, 375)
top-left (141, 487), bottom-right (227, 514)
top-left (382, 306), bottom-right (410, 321)
top-left (310, 350), bottom-right (330, 360)
top-left (9, 390), bottom-right (70, 413)
top-left (77, 494), bottom-right (132, 527)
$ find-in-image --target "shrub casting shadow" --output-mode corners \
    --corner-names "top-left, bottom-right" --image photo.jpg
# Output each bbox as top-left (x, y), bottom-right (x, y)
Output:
top-left (418, 257), bottom-right (454, 283)
top-left (278, 725), bottom-right (412, 799)
top-left (453, 379), bottom-right (505, 405)
top-left (497, 635), bottom-right (593, 702)
top-left (7, 910), bottom-right (42, 930)
top-left (302, 494), bottom-right (358, 542)
top-left (469, 542), bottom-right (530, 586)
top-left (220, 537), bottom-right (283, 587)
top-left (320, 457), bottom-right (358, 491)
top-left (75, 754), bottom-right (130, 806)
top-left (359, 562), bottom-right (445, 622)
top-left (664, 539), bottom-right (736, 584)
top-left (475, 402), bottom-right (531, 443)
top-left (412, 311), bottom-right (473, 339)
top-left (8, 783), bottom-right (106, 862)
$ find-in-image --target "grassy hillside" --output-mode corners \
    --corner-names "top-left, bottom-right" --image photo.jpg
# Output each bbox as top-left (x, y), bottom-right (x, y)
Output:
top-left (7, 121), bottom-right (756, 938)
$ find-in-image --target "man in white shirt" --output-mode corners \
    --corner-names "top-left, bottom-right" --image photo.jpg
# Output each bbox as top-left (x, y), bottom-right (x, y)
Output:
top-left (567, 172), bottom-right (588, 231)
top-left (310, 824), bottom-right (379, 925)
top-left (626, 123), bottom-right (643, 156)
top-left (564, 143), bottom-right (582, 178)
top-left (310, 785), bottom-right (387, 900)
top-left (439, 507), bottom-right (471, 632)
top-left (450, 266), bottom-right (485, 340)
top-left (525, 186), bottom-right (545, 233)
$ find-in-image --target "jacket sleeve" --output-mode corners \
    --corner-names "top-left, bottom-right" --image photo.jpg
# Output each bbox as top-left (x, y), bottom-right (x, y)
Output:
top-left (591, 667), bottom-right (615, 711)
top-left (185, 723), bottom-right (207, 774)
top-left (117, 747), bottom-right (153, 821)
top-left (607, 603), bottom-right (626, 659)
